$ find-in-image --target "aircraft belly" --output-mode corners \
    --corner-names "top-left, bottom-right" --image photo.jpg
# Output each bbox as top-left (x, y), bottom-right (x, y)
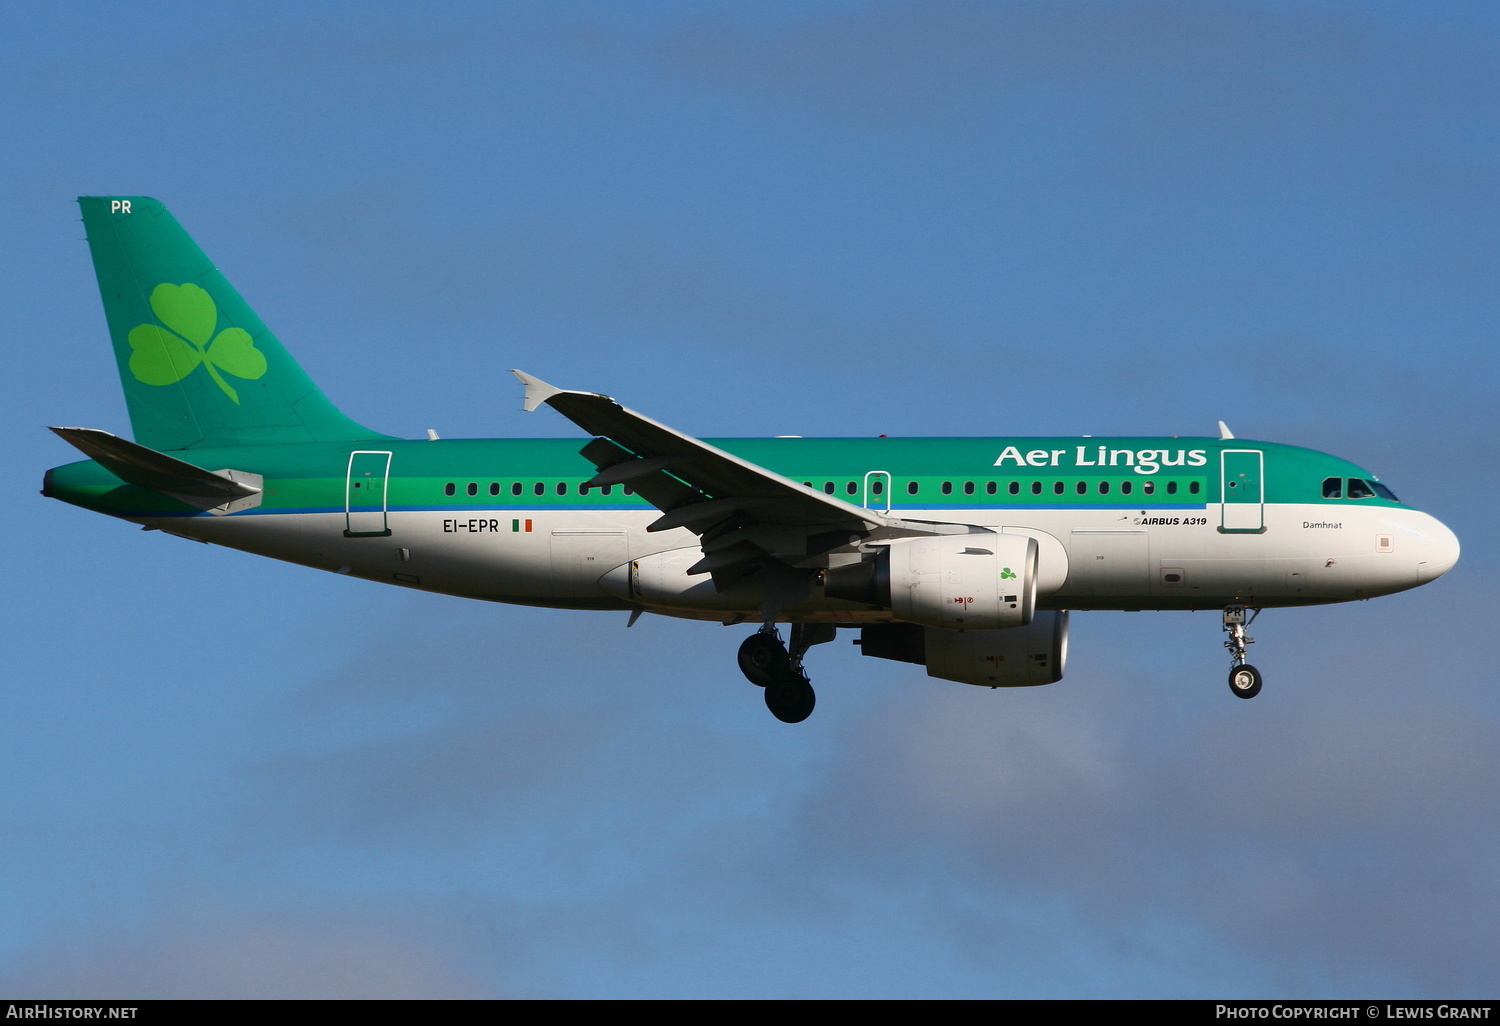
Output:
top-left (548, 520), bottom-right (631, 600)
top-left (1271, 504), bottom-right (1421, 599)
top-left (136, 499), bottom-right (1428, 614)
top-left (1066, 530), bottom-right (1150, 600)
top-left (141, 509), bottom-right (643, 606)
top-left (993, 503), bottom-right (1423, 607)
top-left (1140, 504), bottom-right (1418, 603)
top-left (404, 510), bottom-right (659, 602)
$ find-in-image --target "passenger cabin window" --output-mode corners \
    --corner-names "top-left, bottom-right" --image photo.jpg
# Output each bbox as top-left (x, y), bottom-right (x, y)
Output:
top-left (466, 482), bottom-right (478, 496)
top-left (511, 482), bottom-right (522, 496)
top-left (941, 481), bottom-right (952, 495)
top-left (1098, 481), bottom-right (1109, 495)
top-left (871, 480), bottom-right (884, 495)
top-left (1031, 481), bottom-right (1041, 495)
top-left (1189, 481), bottom-right (1201, 494)
top-left (557, 482), bottom-right (568, 495)
top-left (534, 482), bottom-right (545, 496)
top-left (1322, 477), bottom-right (1343, 499)
top-left (907, 481), bottom-right (919, 495)
top-left (1142, 481), bottom-right (1154, 495)
top-left (1120, 481), bottom-right (1132, 495)
top-left (846, 481), bottom-right (858, 496)
top-left (1075, 481), bottom-right (1087, 495)
top-left (963, 481), bottom-right (974, 495)
top-left (444, 482), bottom-right (455, 496)
top-left (1009, 481), bottom-right (1020, 495)
top-left (1166, 481), bottom-right (1178, 494)
top-left (1347, 478), bottom-right (1375, 499)
top-left (1053, 481), bottom-right (1064, 495)
top-left (489, 482), bottom-right (500, 496)
top-left (986, 481), bottom-right (997, 495)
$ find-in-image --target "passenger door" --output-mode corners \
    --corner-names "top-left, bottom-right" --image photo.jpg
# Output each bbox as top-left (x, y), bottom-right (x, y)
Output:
top-left (345, 450), bottom-right (392, 537)
top-left (1220, 449), bottom-right (1264, 532)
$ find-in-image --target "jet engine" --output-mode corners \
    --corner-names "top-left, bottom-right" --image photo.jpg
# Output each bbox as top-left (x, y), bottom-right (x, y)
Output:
top-left (824, 533), bottom-right (1038, 630)
top-left (856, 611), bottom-right (1069, 687)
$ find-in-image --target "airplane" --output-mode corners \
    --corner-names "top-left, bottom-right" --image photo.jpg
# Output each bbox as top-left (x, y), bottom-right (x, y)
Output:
top-left (43, 197), bottom-right (1461, 722)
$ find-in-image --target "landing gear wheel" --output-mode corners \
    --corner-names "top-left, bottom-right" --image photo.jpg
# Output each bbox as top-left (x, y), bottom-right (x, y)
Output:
top-left (1222, 607), bottom-right (1263, 700)
top-left (765, 672), bottom-right (816, 723)
top-left (1228, 664), bottom-right (1263, 699)
top-left (738, 632), bottom-right (789, 687)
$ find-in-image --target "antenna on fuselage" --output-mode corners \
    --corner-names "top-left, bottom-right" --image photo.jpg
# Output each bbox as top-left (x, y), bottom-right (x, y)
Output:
top-left (1217, 421), bottom-right (1235, 439)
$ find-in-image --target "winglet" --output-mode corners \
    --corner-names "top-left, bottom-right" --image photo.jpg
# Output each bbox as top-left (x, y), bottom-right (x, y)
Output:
top-left (511, 369), bottom-right (565, 413)
top-left (1217, 420), bottom-right (1235, 440)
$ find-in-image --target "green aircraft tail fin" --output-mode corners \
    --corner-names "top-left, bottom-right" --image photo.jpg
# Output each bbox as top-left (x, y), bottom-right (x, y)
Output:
top-left (78, 196), bottom-right (395, 450)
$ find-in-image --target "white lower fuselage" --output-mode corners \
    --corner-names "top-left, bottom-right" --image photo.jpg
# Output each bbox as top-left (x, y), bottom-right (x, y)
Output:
top-left (149, 499), bottom-right (1459, 621)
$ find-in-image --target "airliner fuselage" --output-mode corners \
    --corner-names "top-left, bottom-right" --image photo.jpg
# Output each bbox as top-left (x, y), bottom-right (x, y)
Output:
top-left (46, 433), bottom-right (1457, 614)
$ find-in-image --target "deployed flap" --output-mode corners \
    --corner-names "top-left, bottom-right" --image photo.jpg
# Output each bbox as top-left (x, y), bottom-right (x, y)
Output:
top-left (510, 370), bottom-right (880, 534)
top-left (50, 426), bottom-right (263, 515)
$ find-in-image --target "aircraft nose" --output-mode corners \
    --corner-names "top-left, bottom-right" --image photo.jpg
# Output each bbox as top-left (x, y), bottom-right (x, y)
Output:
top-left (1415, 513), bottom-right (1460, 584)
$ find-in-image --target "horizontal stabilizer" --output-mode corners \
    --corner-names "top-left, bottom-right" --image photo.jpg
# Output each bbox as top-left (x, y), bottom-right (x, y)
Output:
top-left (50, 426), bottom-right (263, 514)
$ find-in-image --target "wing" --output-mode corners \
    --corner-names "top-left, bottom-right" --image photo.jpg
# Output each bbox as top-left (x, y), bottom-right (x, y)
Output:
top-left (512, 370), bottom-right (977, 591)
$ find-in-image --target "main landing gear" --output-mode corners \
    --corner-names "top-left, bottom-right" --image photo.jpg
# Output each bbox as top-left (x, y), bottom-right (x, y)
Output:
top-left (1223, 606), bottom-right (1263, 699)
top-left (737, 624), bottom-right (835, 723)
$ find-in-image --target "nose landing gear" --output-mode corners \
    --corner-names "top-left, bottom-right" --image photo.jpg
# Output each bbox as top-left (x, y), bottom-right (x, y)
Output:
top-left (737, 623), bottom-right (834, 722)
top-left (1223, 606), bottom-right (1262, 699)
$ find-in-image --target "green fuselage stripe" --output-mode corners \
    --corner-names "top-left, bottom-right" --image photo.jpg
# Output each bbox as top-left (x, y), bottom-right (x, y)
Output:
top-left (44, 435), bottom-right (1403, 518)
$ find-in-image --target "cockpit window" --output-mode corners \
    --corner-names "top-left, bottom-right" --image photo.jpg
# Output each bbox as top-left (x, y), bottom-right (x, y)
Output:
top-left (1346, 478), bottom-right (1375, 499)
top-left (1322, 477), bottom-right (1342, 499)
top-left (1370, 481), bottom-right (1399, 502)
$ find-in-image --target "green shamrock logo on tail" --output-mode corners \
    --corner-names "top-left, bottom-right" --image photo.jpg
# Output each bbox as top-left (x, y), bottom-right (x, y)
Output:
top-left (128, 283), bottom-right (266, 403)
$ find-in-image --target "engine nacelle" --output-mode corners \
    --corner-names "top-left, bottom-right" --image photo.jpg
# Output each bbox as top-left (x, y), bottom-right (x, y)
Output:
top-left (826, 533), bottom-right (1037, 630)
top-left (857, 611), bottom-right (1069, 687)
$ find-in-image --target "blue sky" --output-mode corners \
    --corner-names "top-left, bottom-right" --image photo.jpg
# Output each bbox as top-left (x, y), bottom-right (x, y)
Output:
top-left (2, 0), bottom-right (1496, 998)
